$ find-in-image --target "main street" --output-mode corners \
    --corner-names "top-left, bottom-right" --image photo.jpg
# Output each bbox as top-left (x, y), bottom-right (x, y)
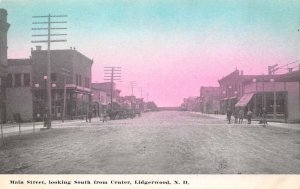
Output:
top-left (0, 111), bottom-right (299, 174)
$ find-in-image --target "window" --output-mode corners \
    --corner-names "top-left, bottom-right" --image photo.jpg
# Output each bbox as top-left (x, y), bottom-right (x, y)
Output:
top-left (14, 73), bottom-right (21, 87)
top-left (24, 73), bottom-right (30, 87)
top-left (79, 75), bottom-right (82, 86)
top-left (6, 73), bottom-right (12, 87)
top-left (51, 73), bottom-right (57, 82)
top-left (76, 74), bottom-right (78, 85)
top-left (85, 77), bottom-right (90, 88)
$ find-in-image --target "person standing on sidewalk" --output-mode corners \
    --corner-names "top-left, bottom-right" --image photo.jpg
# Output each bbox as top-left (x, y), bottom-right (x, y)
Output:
top-left (247, 109), bottom-right (253, 124)
top-left (238, 108), bottom-right (244, 124)
top-left (88, 109), bottom-right (93, 123)
top-left (261, 107), bottom-right (267, 127)
top-left (233, 108), bottom-right (238, 124)
top-left (226, 108), bottom-right (232, 124)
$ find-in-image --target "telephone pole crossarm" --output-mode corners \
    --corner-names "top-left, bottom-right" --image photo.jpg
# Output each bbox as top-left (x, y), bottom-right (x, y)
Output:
top-left (103, 67), bottom-right (122, 111)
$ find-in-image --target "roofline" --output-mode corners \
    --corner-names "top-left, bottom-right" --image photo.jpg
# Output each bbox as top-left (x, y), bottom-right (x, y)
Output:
top-left (31, 49), bottom-right (93, 64)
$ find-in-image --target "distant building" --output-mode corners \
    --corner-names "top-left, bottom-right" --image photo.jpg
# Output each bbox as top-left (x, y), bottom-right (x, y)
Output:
top-left (136, 98), bottom-right (144, 112)
top-left (91, 87), bottom-right (107, 116)
top-left (6, 47), bottom-right (93, 122)
top-left (91, 82), bottom-right (121, 111)
top-left (199, 86), bottom-right (221, 114)
top-left (0, 9), bottom-right (10, 123)
top-left (145, 101), bottom-right (158, 111)
top-left (122, 96), bottom-right (137, 110)
top-left (181, 96), bottom-right (200, 112)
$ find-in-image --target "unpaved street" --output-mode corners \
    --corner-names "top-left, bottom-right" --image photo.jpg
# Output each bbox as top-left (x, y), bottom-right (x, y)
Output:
top-left (0, 111), bottom-right (300, 174)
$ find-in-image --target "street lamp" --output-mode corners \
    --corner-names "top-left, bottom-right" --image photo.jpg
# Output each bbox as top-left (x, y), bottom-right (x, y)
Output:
top-left (228, 85), bottom-right (232, 109)
top-left (270, 78), bottom-right (276, 119)
top-left (43, 75), bottom-right (47, 111)
top-left (34, 83), bottom-right (40, 120)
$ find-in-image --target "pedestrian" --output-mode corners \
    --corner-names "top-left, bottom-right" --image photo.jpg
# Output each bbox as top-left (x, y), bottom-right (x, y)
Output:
top-left (261, 107), bottom-right (267, 127)
top-left (238, 109), bottom-right (244, 124)
top-left (247, 109), bottom-right (253, 124)
top-left (88, 109), bottom-right (93, 123)
top-left (233, 109), bottom-right (238, 124)
top-left (226, 108), bottom-right (232, 124)
top-left (102, 111), bottom-right (107, 123)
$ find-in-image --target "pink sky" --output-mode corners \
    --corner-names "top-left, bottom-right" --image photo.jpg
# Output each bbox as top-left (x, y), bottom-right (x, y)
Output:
top-left (3, 0), bottom-right (300, 106)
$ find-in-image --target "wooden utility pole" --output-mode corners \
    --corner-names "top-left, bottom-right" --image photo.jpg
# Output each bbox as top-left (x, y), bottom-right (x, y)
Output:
top-left (104, 67), bottom-right (121, 111)
top-left (61, 68), bottom-right (70, 122)
top-left (130, 81), bottom-right (136, 96)
top-left (32, 14), bottom-right (67, 129)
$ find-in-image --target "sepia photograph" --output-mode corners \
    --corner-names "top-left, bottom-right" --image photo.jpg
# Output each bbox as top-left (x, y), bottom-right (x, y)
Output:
top-left (0, 0), bottom-right (300, 187)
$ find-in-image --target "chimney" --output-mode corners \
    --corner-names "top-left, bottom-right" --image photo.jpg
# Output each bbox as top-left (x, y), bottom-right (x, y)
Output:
top-left (240, 70), bottom-right (244, 76)
top-left (288, 68), bottom-right (293, 73)
top-left (36, 45), bottom-right (42, 51)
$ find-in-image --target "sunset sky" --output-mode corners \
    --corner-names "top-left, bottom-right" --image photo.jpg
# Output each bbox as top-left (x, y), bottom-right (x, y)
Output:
top-left (1, 0), bottom-right (300, 106)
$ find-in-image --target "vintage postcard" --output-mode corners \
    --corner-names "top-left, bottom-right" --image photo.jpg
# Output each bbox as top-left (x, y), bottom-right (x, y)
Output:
top-left (0, 0), bottom-right (299, 188)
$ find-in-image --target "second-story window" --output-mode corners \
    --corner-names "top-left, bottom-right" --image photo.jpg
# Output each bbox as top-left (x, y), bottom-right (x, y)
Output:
top-left (14, 73), bottom-right (21, 87)
top-left (76, 74), bottom-right (79, 85)
top-left (6, 73), bottom-right (13, 88)
top-left (79, 75), bottom-right (82, 86)
top-left (85, 77), bottom-right (90, 88)
top-left (24, 73), bottom-right (30, 87)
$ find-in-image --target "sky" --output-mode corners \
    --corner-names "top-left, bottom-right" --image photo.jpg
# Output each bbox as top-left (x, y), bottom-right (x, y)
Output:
top-left (1, 0), bottom-right (300, 106)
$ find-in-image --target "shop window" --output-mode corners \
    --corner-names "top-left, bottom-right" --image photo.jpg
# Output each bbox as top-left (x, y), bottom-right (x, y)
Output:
top-left (79, 75), bottom-right (82, 86)
top-left (24, 73), bottom-right (30, 87)
top-left (76, 75), bottom-right (78, 85)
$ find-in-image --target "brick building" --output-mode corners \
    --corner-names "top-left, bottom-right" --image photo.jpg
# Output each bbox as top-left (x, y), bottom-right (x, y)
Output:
top-left (219, 69), bottom-right (300, 122)
top-left (6, 47), bottom-right (93, 121)
top-left (31, 47), bottom-right (93, 120)
top-left (0, 9), bottom-right (10, 123)
top-left (6, 59), bottom-right (32, 122)
top-left (218, 69), bottom-right (273, 114)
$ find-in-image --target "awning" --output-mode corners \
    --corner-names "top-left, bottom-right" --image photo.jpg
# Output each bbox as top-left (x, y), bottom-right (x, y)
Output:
top-left (235, 93), bottom-right (255, 107)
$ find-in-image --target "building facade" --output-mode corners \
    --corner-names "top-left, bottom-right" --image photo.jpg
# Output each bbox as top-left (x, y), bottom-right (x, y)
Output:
top-left (31, 48), bottom-right (93, 120)
top-left (0, 9), bottom-right (10, 123)
top-left (6, 47), bottom-right (93, 122)
top-left (199, 86), bottom-right (221, 114)
top-left (6, 59), bottom-right (33, 122)
top-left (91, 82), bottom-right (121, 110)
top-left (91, 87), bottom-right (108, 116)
top-left (219, 69), bottom-right (300, 122)
top-left (181, 97), bottom-right (200, 112)
top-left (239, 70), bottom-right (300, 122)
top-left (218, 69), bottom-right (274, 115)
